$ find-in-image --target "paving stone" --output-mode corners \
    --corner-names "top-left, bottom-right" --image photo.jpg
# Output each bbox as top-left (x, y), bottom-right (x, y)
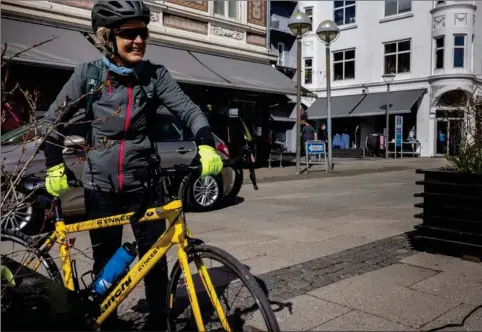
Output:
top-left (314, 309), bottom-right (416, 331)
top-left (245, 295), bottom-right (351, 331)
top-left (308, 277), bottom-right (462, 328)
top-left (353, 263), bottom-right (440, 287)
top-left (401, 252), bottom-right (482, 274)
top-left (410, 271), bottom-right (482, 305)
top-left (421, 303), bottom-right (482, 331)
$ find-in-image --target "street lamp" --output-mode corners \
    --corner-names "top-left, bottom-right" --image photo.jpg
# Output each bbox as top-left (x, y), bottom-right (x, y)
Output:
top-left (316, 20), bottom-right (339, 172)
top-left (288, 11), bottom-right (312, 175)
top-left (382, 73), bottom-right (396, 158)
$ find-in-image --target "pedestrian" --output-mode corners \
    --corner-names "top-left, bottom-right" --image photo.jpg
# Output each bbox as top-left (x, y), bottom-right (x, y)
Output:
top-left (301, 120), bottom-right (317, 156)
top-left (42, 1), bottom-right (223, 330)
top-left (318, 122), bottom-right (327, 142)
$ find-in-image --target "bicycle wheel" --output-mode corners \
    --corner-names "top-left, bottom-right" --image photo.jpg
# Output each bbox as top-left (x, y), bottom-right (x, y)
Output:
top-left (167, 244), bottom-right (280, 332)
top-left (0, 229), bottom-right (62, 283)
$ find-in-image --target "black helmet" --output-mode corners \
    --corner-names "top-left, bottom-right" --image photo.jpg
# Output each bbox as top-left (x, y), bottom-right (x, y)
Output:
top-left (91, 0), bottom-right (151, 32)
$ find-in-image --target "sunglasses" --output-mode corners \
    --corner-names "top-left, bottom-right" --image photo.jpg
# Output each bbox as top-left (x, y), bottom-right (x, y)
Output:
top-left (114, 27), bottom-right (149, 40)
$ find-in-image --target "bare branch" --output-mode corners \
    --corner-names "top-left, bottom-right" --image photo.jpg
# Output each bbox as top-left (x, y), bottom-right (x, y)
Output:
top-left (1, 36), bottom-right (59, 69)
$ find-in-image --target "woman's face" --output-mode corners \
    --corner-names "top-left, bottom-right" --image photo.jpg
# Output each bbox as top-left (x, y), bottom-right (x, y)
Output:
top-left (114, 20), bottom-right (149, 66)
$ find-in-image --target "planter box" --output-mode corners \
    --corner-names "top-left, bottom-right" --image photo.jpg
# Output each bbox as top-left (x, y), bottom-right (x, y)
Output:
top-left (413, 168), bottom-right (482, 259)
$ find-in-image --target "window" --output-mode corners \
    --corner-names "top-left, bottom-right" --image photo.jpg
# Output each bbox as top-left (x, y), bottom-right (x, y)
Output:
top-left (385, 0), bottom-right (412, 16)
top-left (304, 7), bottom-right (313, 31)
top-left (277, 43), bottom-right (285, 66)
top-left (454, 34), bottom-right (465, 68)
top-left (213, 1), bottom-right (238, 19)
top-left (435, 36), bottom-right (444, 69)
top-left (333, 49), bottom-right (355, 80)
top-left (384, 39), bottom-right (411, 74)
top-left (304, 58), bottom-right (313, 84)
top-left (334, 1), bottom-right (356, 25)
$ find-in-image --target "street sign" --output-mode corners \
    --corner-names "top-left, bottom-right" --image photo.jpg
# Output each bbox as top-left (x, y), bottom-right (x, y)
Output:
top-left (395, 115), bottom-right (403, 147)
top-left (306, 140), bottom-right (325, 154)
top-left (305, 140), bottom-right (327, 174)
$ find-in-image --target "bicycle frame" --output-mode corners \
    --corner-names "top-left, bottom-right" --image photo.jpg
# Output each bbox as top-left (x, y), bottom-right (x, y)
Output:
top-left (29, 198), bottom-right (230, 330)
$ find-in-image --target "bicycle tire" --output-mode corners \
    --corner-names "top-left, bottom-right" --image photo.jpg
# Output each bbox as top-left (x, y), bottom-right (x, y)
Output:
top-left (1, 229), bottom-right (62, 283)
top-left (166, 244), bottom-right (280, 332)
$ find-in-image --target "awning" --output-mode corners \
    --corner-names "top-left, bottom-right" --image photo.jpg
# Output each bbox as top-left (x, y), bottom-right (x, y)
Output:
top-left (305, 94), bottom-right (365, 120)
top-left (1, 18), bottom-right (101, 68)
top-left (268, 104), bottom-right (296, 122)
top-left (350, 88), bottom-right (426, 117)
top-left (145, 44), bottom-right (232, 88)
top-left (190, 51), bottom-right (298, 96)
top-left (305, 88), bottom-right (427, 119)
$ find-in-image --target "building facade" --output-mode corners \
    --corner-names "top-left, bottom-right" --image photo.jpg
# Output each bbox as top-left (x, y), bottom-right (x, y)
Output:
top-left (297, 0), bottom-right (482, 157)
top-left (269, 0), bottom-right (298, 79)
top-left (1, 0), bottom-right (302, 162)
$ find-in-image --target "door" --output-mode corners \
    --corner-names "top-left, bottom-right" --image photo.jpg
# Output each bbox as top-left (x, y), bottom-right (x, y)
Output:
top-left (436, 120), bottom-right (448, 155)
top-left (448, 119), bottom-right (463, 156)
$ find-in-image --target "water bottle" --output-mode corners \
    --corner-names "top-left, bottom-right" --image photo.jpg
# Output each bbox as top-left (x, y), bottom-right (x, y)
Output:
top-left (91, 242), bottom-right (138, 296)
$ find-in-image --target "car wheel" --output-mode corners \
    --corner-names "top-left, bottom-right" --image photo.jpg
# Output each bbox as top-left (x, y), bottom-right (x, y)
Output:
top-left (222, 166), bottom-right (243, 205)
top-left (184, 173), bottom-right (223, 212)
top-left (0, 188), bottom-right (44, 235)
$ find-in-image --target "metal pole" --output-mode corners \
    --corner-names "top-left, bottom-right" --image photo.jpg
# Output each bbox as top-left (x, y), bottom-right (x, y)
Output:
top-left (295, 35), bottom-right (302, 174)
top-left (385, 83), bottom-right (390, 159)
top-left (325, 42), bottom-right (333, 171)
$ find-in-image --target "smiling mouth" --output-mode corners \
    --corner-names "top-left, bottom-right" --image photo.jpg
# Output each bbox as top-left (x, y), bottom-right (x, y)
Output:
top-left (128, 47), bottom-right (143, 54)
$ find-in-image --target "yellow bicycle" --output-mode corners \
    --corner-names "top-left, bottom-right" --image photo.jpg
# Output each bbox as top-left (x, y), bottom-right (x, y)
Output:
top-left (1, 146), bottom-right (279, 331)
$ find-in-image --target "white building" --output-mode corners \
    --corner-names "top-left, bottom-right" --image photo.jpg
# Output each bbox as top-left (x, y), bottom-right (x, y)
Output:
top-left (295, 0), bottom-right (482, 157)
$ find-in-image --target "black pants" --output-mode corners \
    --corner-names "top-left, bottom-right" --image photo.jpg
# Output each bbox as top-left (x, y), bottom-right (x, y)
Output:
top-left (85, 189), bottom-right (168, 324)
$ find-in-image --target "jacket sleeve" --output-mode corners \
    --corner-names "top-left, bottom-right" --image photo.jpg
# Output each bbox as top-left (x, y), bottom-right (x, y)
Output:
top-left (43, 64), bottom-right (85, 167)
top-left (154, 64), bottom-right (215, 148)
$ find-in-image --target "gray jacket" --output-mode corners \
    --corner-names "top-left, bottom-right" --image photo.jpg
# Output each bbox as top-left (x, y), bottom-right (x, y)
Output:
top-left (44, 59), bottom-right (212, 193)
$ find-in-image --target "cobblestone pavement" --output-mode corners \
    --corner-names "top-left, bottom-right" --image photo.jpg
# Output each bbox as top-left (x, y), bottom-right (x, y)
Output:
top-left (255, 232), bottom-right (415, 303)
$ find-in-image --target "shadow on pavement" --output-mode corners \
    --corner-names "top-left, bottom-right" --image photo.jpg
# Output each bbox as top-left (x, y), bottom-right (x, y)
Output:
top-left (122, 262), bottom-right (291, 331)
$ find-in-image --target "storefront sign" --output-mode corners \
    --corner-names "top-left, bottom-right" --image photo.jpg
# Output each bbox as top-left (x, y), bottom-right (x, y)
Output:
top-left (228, 108), bottom-right (239, 118)
top-left (395, 115), bottom-right (403, 147)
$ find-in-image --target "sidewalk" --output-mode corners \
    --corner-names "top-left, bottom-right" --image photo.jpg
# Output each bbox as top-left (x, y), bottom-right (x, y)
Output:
top-left (248, 157), bottom-right (449, 183)
top-left (249, 250), bottom-right (482, 331)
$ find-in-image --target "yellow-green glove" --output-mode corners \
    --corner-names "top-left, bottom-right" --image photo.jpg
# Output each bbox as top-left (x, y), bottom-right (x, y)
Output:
top-left (198, 145), bottom-right (223, 178)
top-left (45, 163), bottom-right (70, 197)
top-left (1, 265), bottom-right (16, 288)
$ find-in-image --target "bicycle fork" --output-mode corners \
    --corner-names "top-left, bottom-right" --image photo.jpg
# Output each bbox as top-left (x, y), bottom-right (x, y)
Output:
top-left (177, 241), bottom-right (231, 331)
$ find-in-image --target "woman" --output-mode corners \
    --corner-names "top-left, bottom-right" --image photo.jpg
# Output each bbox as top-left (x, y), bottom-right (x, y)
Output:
top-left (43, 1), bottom-right (223, 329)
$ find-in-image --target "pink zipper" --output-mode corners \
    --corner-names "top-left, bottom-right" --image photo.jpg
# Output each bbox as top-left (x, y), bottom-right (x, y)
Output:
top-left (118, 85), bottom-right (133, 191)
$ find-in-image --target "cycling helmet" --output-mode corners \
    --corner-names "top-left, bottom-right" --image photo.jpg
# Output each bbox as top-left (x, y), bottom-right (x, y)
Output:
top-left (91, 0), bottom-right (151, 32)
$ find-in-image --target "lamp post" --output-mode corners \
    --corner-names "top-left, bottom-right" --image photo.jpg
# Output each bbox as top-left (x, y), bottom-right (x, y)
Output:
top-left (382, 73), bottom-right (396, 159)
top-left (316, 20), bottom-right (339, 172)
top-left (288, 11), bottom-right (312, 175)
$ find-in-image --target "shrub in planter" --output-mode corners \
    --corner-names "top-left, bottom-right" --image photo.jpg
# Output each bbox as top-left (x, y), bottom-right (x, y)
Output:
top-left (413, 86), bottom-right (482, 259)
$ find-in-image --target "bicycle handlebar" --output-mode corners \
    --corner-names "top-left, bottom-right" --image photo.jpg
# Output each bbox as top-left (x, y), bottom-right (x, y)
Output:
top-left (154, 155), bottom-right (258, 190)
top-left (25, 145), bottom-right (258, 194)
